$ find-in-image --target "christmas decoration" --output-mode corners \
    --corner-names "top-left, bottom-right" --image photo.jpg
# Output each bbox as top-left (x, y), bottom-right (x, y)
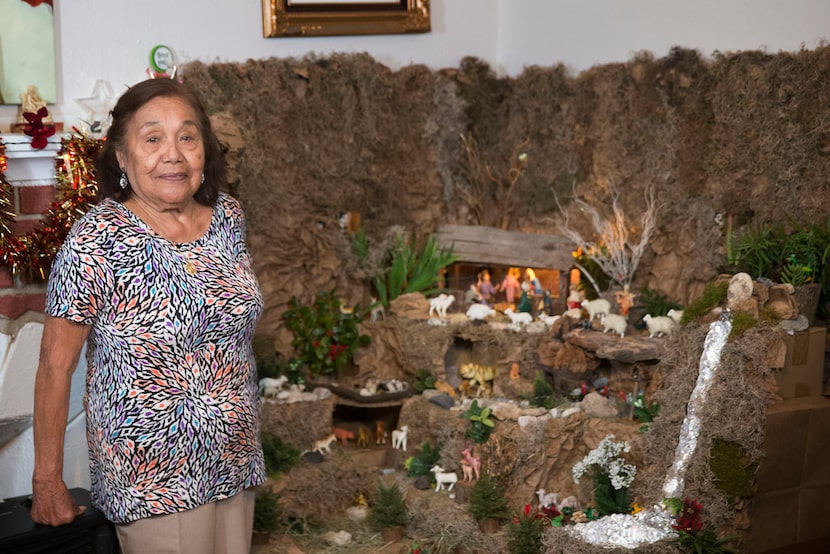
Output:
top-left (0, 131), bottom-right (103, 282)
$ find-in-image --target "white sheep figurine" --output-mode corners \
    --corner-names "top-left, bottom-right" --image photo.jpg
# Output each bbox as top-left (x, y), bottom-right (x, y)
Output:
top-left (581, 298), bottom-right (611, 321)
top-left (600, 313), bottom-right (628, 338)
top-left (667, 308), bottom-right (684, 324)
top-left (258, 376), bottom-right (288, 397)
top-left (391, 425), bottom-right (409, 451)
top-left (504, 308), bottom-right (533, 326)
top-left (466, 303), bottom-right (496, 321)
top-left (643, 314), bottom-right (675, 338)
top-left (538, 314), bottom-right (561, 327)
top-left (429, 293), bottom-right (455, 318)
top-left (430, 465), bottom-right (458, 492)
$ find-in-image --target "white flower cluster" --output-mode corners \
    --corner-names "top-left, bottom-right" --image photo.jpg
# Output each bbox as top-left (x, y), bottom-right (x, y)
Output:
top-left (572, 434), bottom-right (637, 490)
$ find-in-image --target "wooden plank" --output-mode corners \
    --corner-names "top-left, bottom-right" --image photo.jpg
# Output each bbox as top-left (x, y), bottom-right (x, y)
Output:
top-left (435, 224), bottom-right (575, 269)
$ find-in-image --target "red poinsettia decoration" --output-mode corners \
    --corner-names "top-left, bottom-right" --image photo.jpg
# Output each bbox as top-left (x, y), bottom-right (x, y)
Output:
top-left (22, 107), bottom-right (56, 150)
top-left (672, 497), bottom-right (703, 533)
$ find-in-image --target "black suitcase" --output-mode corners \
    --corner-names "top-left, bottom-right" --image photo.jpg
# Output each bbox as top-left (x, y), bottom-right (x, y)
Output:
top-left (0, 488), bottom-right (117, 554)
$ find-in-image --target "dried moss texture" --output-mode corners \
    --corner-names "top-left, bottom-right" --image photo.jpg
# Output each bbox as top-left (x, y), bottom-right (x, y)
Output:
top-left (182, 47), bottom-right (830, 341)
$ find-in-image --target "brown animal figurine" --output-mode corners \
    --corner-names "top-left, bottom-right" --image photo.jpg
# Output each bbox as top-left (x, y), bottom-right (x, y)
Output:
top-left (375, 420), bottom-right (386, 445)
top-left (434, 380), bottom-right (456, 397)
top-left (333, 427), bottom-right (355, 444)
top-left (357, 427), bottom-right (370, 448)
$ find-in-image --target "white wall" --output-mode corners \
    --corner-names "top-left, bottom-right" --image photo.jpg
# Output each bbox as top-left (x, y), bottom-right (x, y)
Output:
top-left (497, 0), bottom-right (830, 76)
top-left (4, 1), bottom-right (830, 130)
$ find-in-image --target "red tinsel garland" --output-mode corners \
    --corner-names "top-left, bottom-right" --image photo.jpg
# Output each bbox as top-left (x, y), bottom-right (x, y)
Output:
top-left (0, 132), bottom-right (103, 282)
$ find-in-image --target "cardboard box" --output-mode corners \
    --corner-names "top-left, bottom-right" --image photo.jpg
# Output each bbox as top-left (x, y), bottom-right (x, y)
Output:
top-left (747, 397), bottom-right (830, 552)
top-left (775, 327), bottom-right (826, 399)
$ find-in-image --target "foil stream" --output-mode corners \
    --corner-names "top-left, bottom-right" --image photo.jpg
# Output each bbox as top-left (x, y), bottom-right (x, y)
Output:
top-left (566, 312), bottom-right (733, 548)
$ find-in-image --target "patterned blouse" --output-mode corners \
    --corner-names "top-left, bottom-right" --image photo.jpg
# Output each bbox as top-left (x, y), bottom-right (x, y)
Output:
top-left (46, 192), bottom-right (265, 524)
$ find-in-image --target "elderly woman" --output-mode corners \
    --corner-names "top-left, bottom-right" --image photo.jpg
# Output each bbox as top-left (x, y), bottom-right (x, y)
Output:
top-left (30, 79), bottom-right (265, 553)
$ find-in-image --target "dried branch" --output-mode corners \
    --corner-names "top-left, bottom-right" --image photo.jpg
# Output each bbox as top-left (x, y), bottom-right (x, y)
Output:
top-left (554, 178), bottom-right (659, 293)
top-left (457, 133), bottom-right (529, 229)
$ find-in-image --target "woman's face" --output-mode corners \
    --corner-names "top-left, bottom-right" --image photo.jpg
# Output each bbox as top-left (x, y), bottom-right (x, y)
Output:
top-left (116, 95), bottom-right (205, 209)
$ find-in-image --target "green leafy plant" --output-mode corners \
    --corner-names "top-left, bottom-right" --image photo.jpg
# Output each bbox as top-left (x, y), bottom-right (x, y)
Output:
top-left (412, 368), bottom-right (437, 394)
top-left (733, 221), bottom-right (785, 279)
top-left (281, 289), bottom-right (371, 380)
top-left (253, 488), bottom-right (282, 534)
top-left (261, 432), bottom-right (300, 478)
top-left (404, 442), bottom-right (442, 478)
top-left (461, 400), bottom-right (495, 444)
top-left (637, 286), bottom-right (682, 318)
top-left (369, 480), bottom-right (408, 531)
top-left (468, 474), bottom-right (510, 522)
top-left (507, 504), bottom-right (547, 554)
top-left (353, 230), bottom-right (457, 308)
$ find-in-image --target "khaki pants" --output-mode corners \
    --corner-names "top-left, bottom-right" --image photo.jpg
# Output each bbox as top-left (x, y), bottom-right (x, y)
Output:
top-left (115, 489), bottom-right (256, 554)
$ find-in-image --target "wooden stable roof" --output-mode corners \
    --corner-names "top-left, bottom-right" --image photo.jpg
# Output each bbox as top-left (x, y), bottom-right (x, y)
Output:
top-left (435, 224), bottom-right (575, 269)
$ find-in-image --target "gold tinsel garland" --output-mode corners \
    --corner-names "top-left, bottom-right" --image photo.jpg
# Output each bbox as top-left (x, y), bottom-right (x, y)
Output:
top-left (0, 132), bottom-right (103, 282)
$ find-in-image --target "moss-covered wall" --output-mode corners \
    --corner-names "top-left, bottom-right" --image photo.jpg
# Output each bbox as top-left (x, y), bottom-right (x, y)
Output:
top-left (181, 47), bottom-right (830, 344)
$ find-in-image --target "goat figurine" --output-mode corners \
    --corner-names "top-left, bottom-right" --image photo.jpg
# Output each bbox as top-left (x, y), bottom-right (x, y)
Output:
top-left (460, 445), bottom-right (481, 482)
top-left (391, 425), bottom-right (409, 451)
top-left (430, 465), bottom-right (458, 492)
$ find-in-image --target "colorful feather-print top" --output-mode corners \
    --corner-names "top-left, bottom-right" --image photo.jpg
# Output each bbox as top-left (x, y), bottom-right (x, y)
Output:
top-left (46, 192), bottom-right (265, 524)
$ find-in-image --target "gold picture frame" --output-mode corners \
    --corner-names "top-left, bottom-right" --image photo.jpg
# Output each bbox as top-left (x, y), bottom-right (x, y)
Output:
top-left (262, 0), bottom-right (430, 38)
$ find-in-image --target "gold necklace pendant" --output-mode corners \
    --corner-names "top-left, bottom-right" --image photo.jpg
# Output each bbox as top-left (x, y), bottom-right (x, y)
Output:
top-left (184, 259), bottom-right (197, 275)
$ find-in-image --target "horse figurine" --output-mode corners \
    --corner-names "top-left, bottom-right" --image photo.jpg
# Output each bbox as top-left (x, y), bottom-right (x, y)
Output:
top-left (460, 445), bottom-right (481, 482)
top-left (375, 420), bottom-right (387, 445)
top-left (312, 433), bottom-right (337, 455)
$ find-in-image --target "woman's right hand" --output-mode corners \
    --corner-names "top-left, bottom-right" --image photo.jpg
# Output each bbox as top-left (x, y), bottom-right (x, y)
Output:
top-left (30, 479), bottom-right (85, 526)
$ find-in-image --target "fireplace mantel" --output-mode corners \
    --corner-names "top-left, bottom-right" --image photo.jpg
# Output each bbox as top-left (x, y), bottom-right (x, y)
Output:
top-left (1, 132), bottom-right (62, 186)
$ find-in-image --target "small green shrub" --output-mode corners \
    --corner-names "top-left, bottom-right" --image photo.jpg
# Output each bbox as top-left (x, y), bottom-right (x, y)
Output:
top-left (507, 505), bottom-right (547, 554)
top-left (404, 443), bottom-right (441, 478)
top-left (637, 286), bottom-right (682, 317)
top-left (529, 371), bottom-right (555, 409)
top-left (261, 432), bottom-right (300, 478)
top-left (468, 474), bottom-right (510, 522)
top-left (369, 481), bottom-right (408, 531)
top-left (253, 488), bottom-right (282, 533)
top-left (413, 368), bottom-right (437, 394)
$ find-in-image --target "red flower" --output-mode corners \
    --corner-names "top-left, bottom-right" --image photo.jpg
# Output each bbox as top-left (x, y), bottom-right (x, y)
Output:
top-left (672, 497), bottom-right (703, 533)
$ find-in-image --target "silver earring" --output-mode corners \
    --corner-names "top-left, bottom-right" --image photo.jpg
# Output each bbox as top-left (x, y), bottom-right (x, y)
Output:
top-left (200, 173), bottom-right (205, 185)
top-left (119, 171), bottom-right (128, 190)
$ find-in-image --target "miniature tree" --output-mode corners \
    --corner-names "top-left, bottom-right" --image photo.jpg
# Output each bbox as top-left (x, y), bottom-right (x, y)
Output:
top-left (253, 488), bottom-right (281, 536)
top-left (369, 480), bottom-right (408, 533)
top-left (468, 474), bottom-right (510, 526)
